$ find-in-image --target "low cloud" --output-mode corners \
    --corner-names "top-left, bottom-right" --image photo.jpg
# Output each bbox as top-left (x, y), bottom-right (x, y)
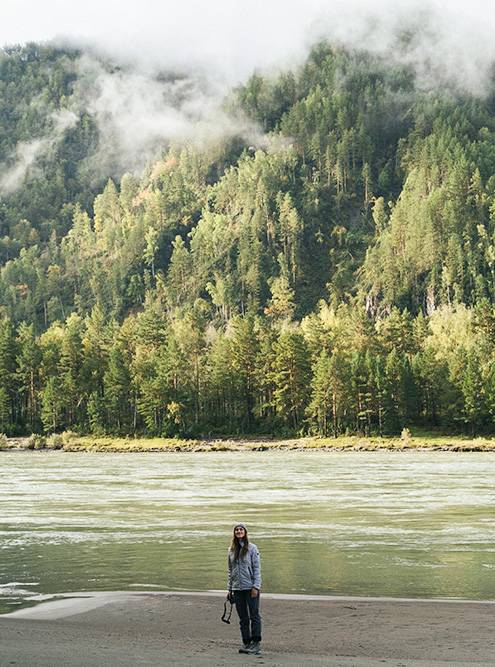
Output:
top-left (0, 55), bottom-right (269, 192)
top-left (3, 1), bottom-right (495, 95)
top-left (314, 0), bottom-right (495, 96)
top-left (2, 0), bottom-right (495, 190)
top-left (72, 55), bottom-right (269, 180)
top-left (0, 109), bottom-right (77, 193)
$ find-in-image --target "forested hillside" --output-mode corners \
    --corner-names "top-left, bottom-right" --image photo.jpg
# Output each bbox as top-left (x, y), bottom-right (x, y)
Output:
top-left (1, 41), bottom-right (495, 437)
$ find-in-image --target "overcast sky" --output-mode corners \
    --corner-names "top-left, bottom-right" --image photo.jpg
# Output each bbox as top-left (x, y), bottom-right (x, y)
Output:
top-left (2, 0), bottom-right (495, 89)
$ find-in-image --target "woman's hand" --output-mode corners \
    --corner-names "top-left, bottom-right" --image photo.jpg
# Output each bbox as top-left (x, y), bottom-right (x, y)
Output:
top-left (250, 587), bottom-right (259, 598)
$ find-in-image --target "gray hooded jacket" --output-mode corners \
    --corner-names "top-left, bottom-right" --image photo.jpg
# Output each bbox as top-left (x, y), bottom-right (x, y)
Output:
top-left (227, 542), bottom-right (262, 591)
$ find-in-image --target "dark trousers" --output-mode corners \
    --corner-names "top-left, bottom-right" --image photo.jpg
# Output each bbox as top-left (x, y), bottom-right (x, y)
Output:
top-left (233, 589), bottom-right (262, 644)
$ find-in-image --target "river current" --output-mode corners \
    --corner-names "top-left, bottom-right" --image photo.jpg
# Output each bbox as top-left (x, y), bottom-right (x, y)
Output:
top-left (1, 450), bottom-right (494, 613)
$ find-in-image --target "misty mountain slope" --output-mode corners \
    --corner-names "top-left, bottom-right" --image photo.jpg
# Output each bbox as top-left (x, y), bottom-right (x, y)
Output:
top-left (0, 43), bottom-right (228, 267)
top-left (4, 41), bottom-right (495, 329)
top-left (3, 42), bottom-right (495, 436)
top-left (0, 44), bottom-right (102, 247)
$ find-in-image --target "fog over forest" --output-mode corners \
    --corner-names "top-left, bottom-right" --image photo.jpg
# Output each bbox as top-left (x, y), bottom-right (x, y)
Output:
top-left (2, 1), bottom-right (495, 181)
top-left (3, 1), bottom-right (495, 87)
top-left (2, 2), bottom-right (495, 440)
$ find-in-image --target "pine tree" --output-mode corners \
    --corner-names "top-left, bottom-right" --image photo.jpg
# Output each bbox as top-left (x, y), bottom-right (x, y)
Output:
top-left (104, 343), bottom-right (132, 432)
top-left (41, 377), bottom-right (64, 433)
top-left (16, 322), bottom-right (41, 432)
top-left (204, 331), bottom-right (236, 430)
top-left (59, 313), bottom-right (85, 428)
top-left (309, 349), bottom-right (351, 436)
top-left (271, 330), bottom-right (311, 430)
top-left (0, 318), bottom-right (16, 433)
top-left (229, 316), bottom-right (260, 428)
top-left (461, 350), bottom-right (484, 435)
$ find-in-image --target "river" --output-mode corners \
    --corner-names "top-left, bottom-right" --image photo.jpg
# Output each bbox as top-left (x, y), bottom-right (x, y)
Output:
top-left (1, 450), bottom-right (494, 613)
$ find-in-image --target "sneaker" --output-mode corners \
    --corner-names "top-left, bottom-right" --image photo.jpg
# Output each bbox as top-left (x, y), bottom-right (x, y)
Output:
top-left (238, 642), bottom-right (251, 653)
top-left (247, 641), bottom-right (261, 655)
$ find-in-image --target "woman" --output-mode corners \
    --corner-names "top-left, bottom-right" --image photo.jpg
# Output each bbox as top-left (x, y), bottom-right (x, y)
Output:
top-left (227, 523), bottom-right (262, 655)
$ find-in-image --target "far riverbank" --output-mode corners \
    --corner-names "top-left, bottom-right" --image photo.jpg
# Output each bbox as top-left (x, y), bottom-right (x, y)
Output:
top-left (3, 432), bottom-right (495, 452)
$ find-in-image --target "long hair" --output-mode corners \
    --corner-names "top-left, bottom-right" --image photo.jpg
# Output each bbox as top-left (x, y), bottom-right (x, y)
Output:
top-left (230, 526), bottom-right (250, 560)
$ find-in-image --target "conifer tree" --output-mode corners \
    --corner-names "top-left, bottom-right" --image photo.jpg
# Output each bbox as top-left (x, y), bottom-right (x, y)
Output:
top-left (271, 330), bottom-right (311, 429)
top-left (0, 318), bottom-right (16, 433)
top-left (229, 316), bottom-right (260, 428)
top-left (16, 322), bottom-right (41, 432)
top-left (461, 351), bottom-right (484, 435)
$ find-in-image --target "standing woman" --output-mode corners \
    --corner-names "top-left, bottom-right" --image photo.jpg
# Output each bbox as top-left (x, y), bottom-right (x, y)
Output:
top-left (227, 523), bottom-right (262, 655)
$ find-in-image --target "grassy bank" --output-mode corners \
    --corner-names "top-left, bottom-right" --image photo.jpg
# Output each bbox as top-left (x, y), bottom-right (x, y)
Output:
top-left (3, 433), bottom-right (495, 452)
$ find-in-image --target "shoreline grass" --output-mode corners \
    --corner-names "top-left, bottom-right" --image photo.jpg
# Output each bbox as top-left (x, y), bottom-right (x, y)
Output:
top-left (3, 433), bottom-right (495, 452)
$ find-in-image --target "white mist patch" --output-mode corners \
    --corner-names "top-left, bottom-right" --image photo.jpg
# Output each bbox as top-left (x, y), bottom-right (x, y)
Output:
top-left (3, 1), bottom-right (494, 189)
top-left (0, 139), bottom-right (45, 193)
top-left (0, 108), bottom-right (78, 193)
top-left (4, 0), bottom-right (495, 95)
top-left (0, 55), bottom-right (271, 190)
top-left (71, 54), bottom-right (270, 179)
top-left (313, 0), bottom-right (495, 96)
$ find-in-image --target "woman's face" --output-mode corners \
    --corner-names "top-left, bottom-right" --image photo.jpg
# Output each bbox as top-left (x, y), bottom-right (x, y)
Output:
top-left (234, 526), bottom-right (246, 539)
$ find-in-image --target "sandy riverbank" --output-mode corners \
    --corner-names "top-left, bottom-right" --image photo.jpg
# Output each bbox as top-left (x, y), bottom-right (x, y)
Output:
top-left (1, 591), bottom-right (494, 666)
